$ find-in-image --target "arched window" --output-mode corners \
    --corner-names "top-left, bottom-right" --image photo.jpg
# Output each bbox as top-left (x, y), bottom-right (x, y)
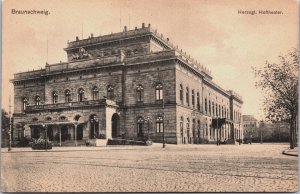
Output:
top-left (23, 97), bottom-right (28, 111)
top-left (107, 85), bottom-right (114, 100)
top-left (136, 85), bottom-right (144, 102)
top-left (216, 103), bottom-right (218, 117)
top-left (78, 88), bottom-right (85, 102)
top-left (209, 100), bottom-right (211, 115)
top-left (137, 116), bottom-right (144, 137)
top-left (155, 83), bottom-right (163, 100)
top-left (126, 50), bottom-right (132, 56)
top-left (59, 116), bottom-right (67, 121)
top-left (205, 98), bottom-right (207, 113)
top-left (156, 115), bottom-right (164, 133)
top-left (192, 90), bottom-right (195, 107)
top-left (65, 90), bottom-right (71, 103)
top-left (179, 84), bottom-right (183, 103)
top-left (186, 118), bottom-right (190, 130)
top-left (219, 105), bottom-right (221, 117)
top-left (52, 91), bottom-right (58, 104)
top-left (212, 102), bottom-right (215, 116)
top-left (92, 86), bottom-right (99, 100)
top-left (35, 95), bottom-right (41, 105)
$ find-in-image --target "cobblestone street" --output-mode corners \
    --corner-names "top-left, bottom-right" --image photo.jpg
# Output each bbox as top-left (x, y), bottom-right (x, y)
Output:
top-left (1, 143), bottom-right (298, 192)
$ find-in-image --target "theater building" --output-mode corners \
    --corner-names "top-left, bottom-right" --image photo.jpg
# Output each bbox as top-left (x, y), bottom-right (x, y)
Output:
top-left (11, 23), bottom-right (243, 146)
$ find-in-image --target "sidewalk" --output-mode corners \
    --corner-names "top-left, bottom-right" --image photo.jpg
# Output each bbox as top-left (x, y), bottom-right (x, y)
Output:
top-left (1, 143), bottom-right (169, 153)
top-left (282, 147), bottom-right (298, 157)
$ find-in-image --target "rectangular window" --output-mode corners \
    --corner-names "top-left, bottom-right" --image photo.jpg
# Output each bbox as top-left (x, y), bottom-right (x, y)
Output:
top-left (186, 88), bottom-right (189, 105)
top-left (197, 93), bottom-right (200, 111)
top-left (180, 85), bottom-right (183, 103)
top-left (192, 90), bottom-right (195, 107)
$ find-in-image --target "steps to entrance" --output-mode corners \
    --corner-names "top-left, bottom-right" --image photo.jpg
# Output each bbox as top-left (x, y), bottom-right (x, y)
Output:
top-left (107, 138), bottom-right (152, 146)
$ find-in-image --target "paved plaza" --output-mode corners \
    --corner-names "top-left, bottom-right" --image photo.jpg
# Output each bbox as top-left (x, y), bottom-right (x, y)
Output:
top-left (1, 143), bottom-right (298, 192)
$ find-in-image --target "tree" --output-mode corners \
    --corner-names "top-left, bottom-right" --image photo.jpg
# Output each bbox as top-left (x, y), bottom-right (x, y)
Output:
top-left (253, 49), bottom-right (298, 149)
top-left (2, 109), bottom-right (10, 131)
top-left (1, 109), bottom-right (10, 147)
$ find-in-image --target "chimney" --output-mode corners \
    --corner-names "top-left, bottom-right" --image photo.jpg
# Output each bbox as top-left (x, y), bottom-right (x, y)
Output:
top-left (91, 33), bottom-right (93, 38)
top-left (142, 23), bottom-right (145, 28)
top-left (76, 36), bottom-right (79, 41)
top-left (124, 26), bottom-right (127, 31)
top-left (167, 38), bottom-right (169, 41)
top-left (148, 23), bottom-right (151, 28)
top-left (135, 27), bottom-right (138, 30)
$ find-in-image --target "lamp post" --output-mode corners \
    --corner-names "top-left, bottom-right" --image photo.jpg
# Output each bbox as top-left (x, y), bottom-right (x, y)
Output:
top-left (239, 122), bottom-right (241, 145)
top-left (146, 116), bottom-right (151, 140)
top-left (74, 122), bottom-right (78, 146)
top-left (191, 111), bottom-right (195, 144)
top-left (260, 121), bottom-right (263, 144)
top-left (162, 99), bottom-right (166, 148)
top-left (202, 121), bottom-right (205, 144)
top-left (42, 124), bottom-right (48, 151)
top-left (90, 115), bottom-right (98, 139)
top-left (8, 96), bottom-right (12, 151)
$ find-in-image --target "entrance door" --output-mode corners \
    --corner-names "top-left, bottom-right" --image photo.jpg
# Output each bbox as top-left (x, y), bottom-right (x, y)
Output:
top-left (111, 113), bottom-right (120, 138)
top-left (61, 126), bottom-right (68, 141)
top-left (47, 126), bottom-right (54, 141)
top-left (32, 127), bottom-right (40, 139)
top-left (137, 123), bottom-right (143, 138)
top-left (77, 124), bottom-right (83, 140)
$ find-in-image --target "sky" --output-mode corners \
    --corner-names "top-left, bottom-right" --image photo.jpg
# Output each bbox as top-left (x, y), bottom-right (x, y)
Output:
top-left (2, 0), bottom-right (299, 120)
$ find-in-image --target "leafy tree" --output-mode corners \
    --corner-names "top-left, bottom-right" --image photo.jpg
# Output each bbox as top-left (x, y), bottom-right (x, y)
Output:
top-left (1, 109), bottom-right (11, 147)
top-left (253, 49), bottom-right (298, 149)
top-left (2, 109), bottom-right (10, 131)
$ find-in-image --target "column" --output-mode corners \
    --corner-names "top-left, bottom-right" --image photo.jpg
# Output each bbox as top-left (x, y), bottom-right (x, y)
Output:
top-left (59, 126), bottom-right (62, 147)
top-left (74, 124), bottom-right (77, 146)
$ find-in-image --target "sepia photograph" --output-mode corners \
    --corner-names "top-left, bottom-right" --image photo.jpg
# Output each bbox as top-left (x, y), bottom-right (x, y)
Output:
top-left (1, 0), bottom-right (298, 192)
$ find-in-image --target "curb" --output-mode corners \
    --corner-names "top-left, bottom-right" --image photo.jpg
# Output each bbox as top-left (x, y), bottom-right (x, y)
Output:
top-left (282, 150), bottom-right (298, 157)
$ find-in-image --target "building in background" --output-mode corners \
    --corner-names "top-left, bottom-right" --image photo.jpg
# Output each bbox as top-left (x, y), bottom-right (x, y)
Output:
top-left (11, 23), bottom-right (243, 146)
top-left (243, 115), bottom-right (258, 142)
top-left (243, 115), bottom-right (290, 143)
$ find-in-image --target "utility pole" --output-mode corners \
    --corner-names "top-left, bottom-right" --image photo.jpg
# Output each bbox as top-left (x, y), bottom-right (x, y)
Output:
top-left (260, 120), bottom-right (263, 144)
top-left (8, 96), bottom-right (12, 151)
top-left (162, 98), bottom-right (166, 148)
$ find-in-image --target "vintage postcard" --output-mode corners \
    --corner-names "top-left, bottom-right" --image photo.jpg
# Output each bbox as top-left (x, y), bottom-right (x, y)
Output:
top-left (1, 0), bottom-right (298, 192)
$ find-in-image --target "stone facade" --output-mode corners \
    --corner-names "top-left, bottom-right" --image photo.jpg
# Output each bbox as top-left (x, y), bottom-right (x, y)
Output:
top-left (12, 23), bottom-right (243, 145)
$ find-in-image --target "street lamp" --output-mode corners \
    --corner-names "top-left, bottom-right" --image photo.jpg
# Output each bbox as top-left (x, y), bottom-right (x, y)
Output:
top-left (162, 99), bottom-right (166, 148)
top-left (74, 121), bottom-right (78, 146)
top-left (146, 116), bottom-right (151, 140)
top-left (42, 124), bottom-right (48, 151)
top-left (191, 111), bottom-right (195, 144)
top-left (90, 115), bottom-right (98, 139)
top-left (8, 96), bottom-right (12, 152)
top-left (74, 115), bottom-right (81, 146)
